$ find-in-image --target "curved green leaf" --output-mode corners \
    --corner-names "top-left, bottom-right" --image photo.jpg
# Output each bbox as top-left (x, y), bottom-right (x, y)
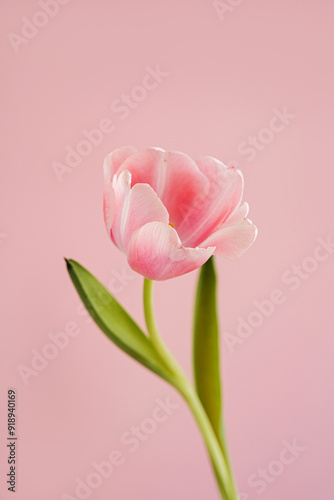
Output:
top-left (193, 256), bottom-right (223, 445)
top-left (66, 259), bottom-right (177, 386)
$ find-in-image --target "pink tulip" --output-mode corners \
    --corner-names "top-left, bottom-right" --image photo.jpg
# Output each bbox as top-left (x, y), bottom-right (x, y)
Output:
top-left (103, 147), bottom-right (257, 280)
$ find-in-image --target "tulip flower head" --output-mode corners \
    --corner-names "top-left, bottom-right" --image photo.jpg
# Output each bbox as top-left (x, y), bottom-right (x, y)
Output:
top-left (103, 147), bottom-right (257, 280)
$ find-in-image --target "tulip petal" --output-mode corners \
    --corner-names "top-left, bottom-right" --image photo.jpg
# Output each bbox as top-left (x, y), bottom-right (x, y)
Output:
top-left (103, 147), bottom-right (137, 234)
top-left (179, 157), bottom-right (244, 247)
top-left (116, 147), bottom-right (165, 190)
top-left (158, 151), bottom-right (210, 235)
top-left (117, 149), bottom-right (211, 242)
top-left (103, 181), bottom-right (115, 234)
top-left (225, 202), bottom-right (249, 226)
top-left (103, 146), bottom-right (137, 182)
top-left (111, 171), bottom-right (169, 252)
top-left (201, 217), bottom-right (258, 260)
top-left (127, 221), bottom-right (215, 280)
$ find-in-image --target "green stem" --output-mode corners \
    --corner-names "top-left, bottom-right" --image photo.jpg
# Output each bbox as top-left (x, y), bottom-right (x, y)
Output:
top-left (143, 279), bottom-right (238, 500)
top-left (143, 279), bottom-right (184, 379)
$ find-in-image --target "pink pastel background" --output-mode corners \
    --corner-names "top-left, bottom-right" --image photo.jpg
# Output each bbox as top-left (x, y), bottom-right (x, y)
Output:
top-left (1, 1), bottom-right (333, 499)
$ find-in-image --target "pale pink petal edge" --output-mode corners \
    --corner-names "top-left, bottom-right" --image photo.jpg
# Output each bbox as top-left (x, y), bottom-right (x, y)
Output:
top-left (202, 218), bottom-right (258, 260)
top-left (127, 221), bottom-right (215, 280)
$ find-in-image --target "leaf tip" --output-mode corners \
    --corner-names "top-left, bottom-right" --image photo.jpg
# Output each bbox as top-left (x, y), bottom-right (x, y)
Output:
top-left (64, 257), bottom-right (72, 270)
